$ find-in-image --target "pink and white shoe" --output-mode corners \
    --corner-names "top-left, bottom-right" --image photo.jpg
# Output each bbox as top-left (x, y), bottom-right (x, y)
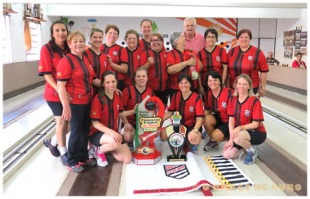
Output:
top-left (94, 149), bottom-right (109, 167)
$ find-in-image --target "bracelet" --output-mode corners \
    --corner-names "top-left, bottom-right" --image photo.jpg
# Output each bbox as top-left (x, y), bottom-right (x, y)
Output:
top-left (240, 125), bottom-right (244, 130)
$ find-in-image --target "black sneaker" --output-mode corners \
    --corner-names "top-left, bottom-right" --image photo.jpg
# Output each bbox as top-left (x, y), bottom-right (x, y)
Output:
top-left (67, 164), bottom-right (84, 173)
top-left (43, 138), bottom-right (60, 157)
top-left (79, 159), bottom-right (97, 167)
top-left (60, 153), bottom-right (68, 166)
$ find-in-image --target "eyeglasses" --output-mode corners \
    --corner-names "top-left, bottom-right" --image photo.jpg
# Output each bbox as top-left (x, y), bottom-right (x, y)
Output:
top-left (150, 39), bottom-right (162, 43)
top-left (206, 36), bottom-right (216, 39)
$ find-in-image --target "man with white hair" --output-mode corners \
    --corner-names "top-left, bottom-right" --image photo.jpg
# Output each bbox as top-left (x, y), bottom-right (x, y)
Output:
top-left (183, 17), bottom-right (207, 53)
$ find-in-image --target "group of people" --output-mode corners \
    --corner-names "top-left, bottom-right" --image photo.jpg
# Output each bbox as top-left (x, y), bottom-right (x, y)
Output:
top-left (39, 17), bottom-right (268, 173)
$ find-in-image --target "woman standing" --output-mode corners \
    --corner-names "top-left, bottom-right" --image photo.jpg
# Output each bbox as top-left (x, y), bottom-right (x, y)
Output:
top-left (197, 28), bottom-right (228, 94)
top-left (120, 29), bottom-right (141, 88)
top-left (140, 32), bottom-right (168, 105)
top-left (100, 24), bottom-right (128, 91)
top-left (84, 26), bottom-right (112, 97)
top-left (223, 74), bottom-right (267, 165)
top-left (57, 30), bottom-right (101, 173)
top-left (160, 73), bottom-right (204, 153)
top-left (89, 71), bottom-right (137, 167)
top-left (203, 71), bottom-right (233, 152)
top-left (39, 20), bottom-right (70, 165)
top-left (166, 30), bottom-right (203, 99)
top-left (228, 29), bottom-right (269, 97)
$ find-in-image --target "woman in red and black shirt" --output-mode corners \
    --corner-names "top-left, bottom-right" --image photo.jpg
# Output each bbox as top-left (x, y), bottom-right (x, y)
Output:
top-left (84, 26), bottom-right (112, 98)
top-left (89, 71), bottom-right (137, 167)
top-left (197, 28), bottom-right (228, 94)
top-left (140, 32), bottom-right (168, 105)
top-left (120, 29), bottom-right (141, 88)
top-left (100, 24), bottom-right (128, 91)
top-left (57, 31), bottom-right (101, 173)
top-left (203, 71), bottom-right (233, 152)
top-left (161, 73), bottom-right (204, 153)
top-left (122, 67), bottom-right (155, 133)
top-left (223, 74), bottom-right (267, 165)
top-left (38, 20), bottom-right (70, 162)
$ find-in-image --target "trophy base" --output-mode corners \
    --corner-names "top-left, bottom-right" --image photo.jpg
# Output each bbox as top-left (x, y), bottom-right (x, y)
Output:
top-left (167, 154), bottom-right (187, 162)
top-left (131, 150), bottom-right (162, 165)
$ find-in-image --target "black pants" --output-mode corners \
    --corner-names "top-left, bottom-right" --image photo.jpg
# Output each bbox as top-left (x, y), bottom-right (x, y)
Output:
top-left (67, 103), bottom-right (91, 166)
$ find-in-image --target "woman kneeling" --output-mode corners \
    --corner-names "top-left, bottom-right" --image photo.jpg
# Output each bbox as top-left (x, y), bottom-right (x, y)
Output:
top-left (88, 71), bottom-right (137, 167)
top-left (223, 74), bottom-right (267, 165)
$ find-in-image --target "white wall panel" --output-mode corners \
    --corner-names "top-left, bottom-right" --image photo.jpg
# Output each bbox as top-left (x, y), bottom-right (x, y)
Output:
top-left (259, 18), bottom-right (277, 38)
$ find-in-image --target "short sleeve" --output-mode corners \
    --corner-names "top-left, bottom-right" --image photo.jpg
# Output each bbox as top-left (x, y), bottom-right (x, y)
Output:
top-left (252, 98), bottom-right (264, 121)
top-left (56, 58), bottom-right (72, 82)
top-left (258, 51), bottom-right (269, 72)
top-left (139, 51), bottom-right (148, 66)
top-left (227, 97), bottom-right (234, 117)
top-left (90, 96), bottom-right (102, 121)
top-left (221, 48), bottom-right (228, 64)
top-left (122, 87), bottom-right (130, 107)
top-left (38, 45), bottom-right (53, 76)
top-left (195, 97), bottom-right (204, 117)
top-left (292, 60), bottom-right (299, 68)
top-left (120, 48), bottom-right (129, 65)
top-left (204, 92), bottom-right (210, 110)
top-left (166, 51), bottom-right (176, 68)
top-left (168, 93), bottom-right (176, 112)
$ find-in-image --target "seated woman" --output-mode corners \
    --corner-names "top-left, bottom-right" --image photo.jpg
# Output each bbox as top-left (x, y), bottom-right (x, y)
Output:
top-left (203, 71), bottom-right (233, 152)
top-left (292, 53), bottom-right (307, 69)
top-left (160, 73), bottom-right (204, 153)
top-left (223, 74), bottom-right (267, 165)
top-left (88, 71), bottom-right (137, 167)
top-left (121, 67), bottom-right (155, 150)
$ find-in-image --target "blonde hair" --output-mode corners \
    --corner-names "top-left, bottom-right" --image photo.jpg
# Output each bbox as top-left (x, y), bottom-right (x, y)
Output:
top-left (67, 30), bottom-right (85, 43)
top-left (105, 24), bottom-right (119, 35)
top-left (124, 29), bottom-right (139, 41)
top-left (150, 32), bottom-right (163, 42)
top-left (89, 26), bottom-right (104, 39)
top-left (232, 74), bottom-right (255, 97)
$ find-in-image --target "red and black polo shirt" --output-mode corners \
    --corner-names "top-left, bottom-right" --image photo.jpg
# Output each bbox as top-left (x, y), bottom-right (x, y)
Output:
top-left (168, 91), bottom-right (204, 128)
top-left (140, 49), bottom-right (168, 91)
top-left (166, 48), bottom-right (198, 90)
top-left (120, 46), bottom-right (141, 88)
top-left (227, 96), bottom-right (266, 132)
top-left (38, 42), bottom-right (68, 102)
top-left (100, 43), bottom-right (126, 80)
top-left (122, 85), bottom-right (155, 125)
top-left (228, 45), bottom-right (269, 88)
top-left (57, 53), bottom-right (96, 104)
top-left (139, 38), bottom-right (167, 54)
top-left (204, 87), bottom-right (233, 123)
top-left (197, 45), bottom-right (228, 86)
top-left (83, 48), bottom-right (111, 80)
top-left (89, 92), bottom-right (123, 136)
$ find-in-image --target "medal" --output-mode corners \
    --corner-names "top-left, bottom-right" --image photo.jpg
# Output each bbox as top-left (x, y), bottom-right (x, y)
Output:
top-left (191, 71), bottom-right (198, 80)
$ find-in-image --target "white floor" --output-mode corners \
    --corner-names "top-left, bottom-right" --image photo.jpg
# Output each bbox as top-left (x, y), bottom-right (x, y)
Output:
top-left (2, 85), bottom-right (307, 197)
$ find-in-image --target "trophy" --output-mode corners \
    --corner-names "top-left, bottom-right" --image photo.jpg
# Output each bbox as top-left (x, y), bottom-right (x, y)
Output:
top-left (131, 96), bottom-right (165, 165)
top-left (166, 112), bottom-right (187, 162)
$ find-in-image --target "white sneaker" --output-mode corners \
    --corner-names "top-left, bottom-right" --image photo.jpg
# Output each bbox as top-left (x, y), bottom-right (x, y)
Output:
top-left (94, 149), bottom-right (109, 167)
top-left (88, 145), bottom-right (95, 159)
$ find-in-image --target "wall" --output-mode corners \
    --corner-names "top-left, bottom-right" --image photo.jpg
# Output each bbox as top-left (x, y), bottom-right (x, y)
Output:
top-left (237, 9), bottom-right (307, 67)
top-left (3, 3), bottom-right (60, 95)
top-left (275, 9), bottom-right (307, 66)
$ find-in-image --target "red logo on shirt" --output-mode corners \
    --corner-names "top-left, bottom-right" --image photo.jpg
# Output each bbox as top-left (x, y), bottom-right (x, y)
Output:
top-left (222, 102), bottom-right (227, 108)
top-left (248, 56), bottom-right (253, 60)
top-left (189, 106), bottom-right (194, 112)
top-left (245, 110), bottom-right (250, 116)
top-left (57, 72), bottom-right (61, 76)
top-left (113, 51), bottom-right (118, 56)
top-left (216, 56), bottom-right (220, 62)
top-left (137, 55), bottom-right (140, 60)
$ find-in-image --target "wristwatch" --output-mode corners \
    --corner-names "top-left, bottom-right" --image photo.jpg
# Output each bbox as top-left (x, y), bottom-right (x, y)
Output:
top-left (260, 87), bottom-right (265, 89)
top-left (194, 128), bottom-right (199, 133)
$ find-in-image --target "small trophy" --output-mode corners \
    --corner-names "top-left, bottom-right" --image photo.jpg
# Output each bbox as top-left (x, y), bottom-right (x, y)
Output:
top-left (167, 112), bottom-right (187, 162)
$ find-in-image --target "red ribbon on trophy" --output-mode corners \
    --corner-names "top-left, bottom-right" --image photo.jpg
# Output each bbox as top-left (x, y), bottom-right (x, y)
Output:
top-left (182, 50), bottom-right (200, 80)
